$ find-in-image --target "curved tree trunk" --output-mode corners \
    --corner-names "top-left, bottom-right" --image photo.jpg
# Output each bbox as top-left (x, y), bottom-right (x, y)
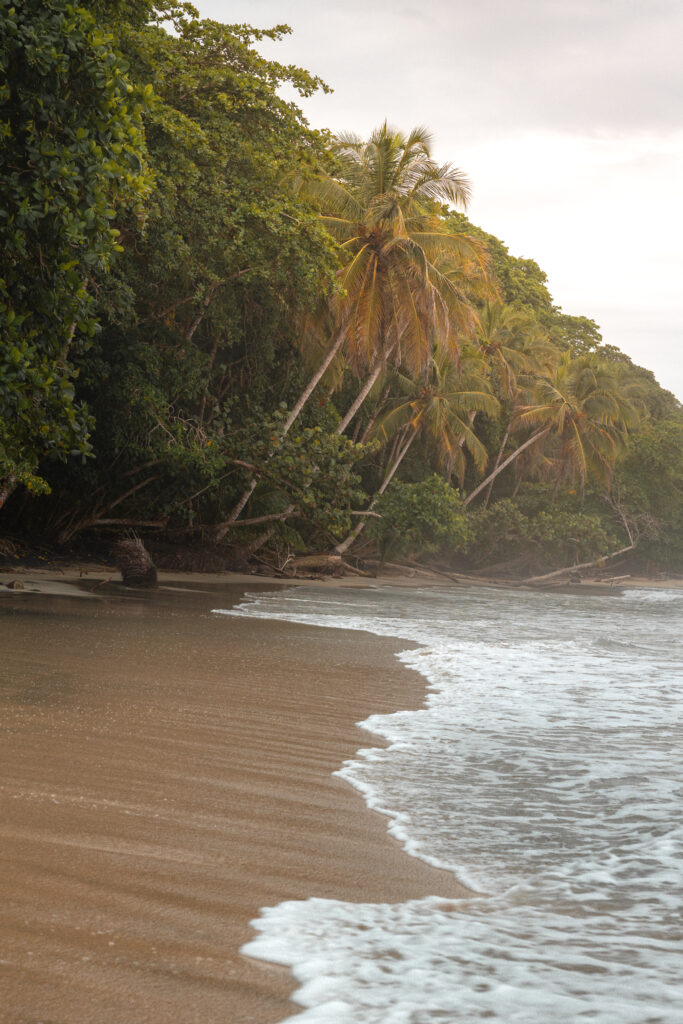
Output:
top-left (282, 327), bottom-right (347, 435)
top-left (334, 427), bottom-right (418, 555)
top-left (482, 423), bottom-right (511, 508)
top-left (335, 344), bottom-right (394, 436)
top-left (217, 328), bottom-right (347, 540)
top-left (359, 383), bottom-right (391, 444)
top-left (464, 427), bottom-right (550, 507)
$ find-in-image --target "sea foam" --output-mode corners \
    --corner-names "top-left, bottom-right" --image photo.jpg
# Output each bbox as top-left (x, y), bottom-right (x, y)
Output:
top-left (213, 585), bottom-right (683, 1022)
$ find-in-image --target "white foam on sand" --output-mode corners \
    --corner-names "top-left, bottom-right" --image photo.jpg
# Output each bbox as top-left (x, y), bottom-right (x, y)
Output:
top-left (215, 585), bottom-right (683, 1023)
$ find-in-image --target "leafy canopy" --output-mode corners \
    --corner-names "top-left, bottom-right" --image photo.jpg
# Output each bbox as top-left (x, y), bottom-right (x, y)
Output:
top-left (0, 0), bottom-right (151, 492)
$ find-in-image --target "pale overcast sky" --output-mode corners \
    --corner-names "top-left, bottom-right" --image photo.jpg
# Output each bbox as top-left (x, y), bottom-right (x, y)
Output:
top-left (196, 0), bottom-right (683, 399)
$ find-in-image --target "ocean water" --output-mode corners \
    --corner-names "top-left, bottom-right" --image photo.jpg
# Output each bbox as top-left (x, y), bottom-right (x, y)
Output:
top-left (213, 584), bottom-right (683, 1023)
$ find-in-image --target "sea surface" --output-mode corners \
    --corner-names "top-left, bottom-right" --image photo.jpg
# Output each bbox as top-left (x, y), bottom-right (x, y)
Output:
top-left (214, 584), bottom-right (683, 1023)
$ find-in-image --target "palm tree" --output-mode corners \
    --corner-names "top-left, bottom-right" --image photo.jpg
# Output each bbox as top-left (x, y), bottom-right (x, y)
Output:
top-left (476, 302), bottom-right (548, 399)
top-left (221, 123), bottom-right (490, 533)
top-left (334, 243), bottom-right (497, 439)
top-left (316, 124), bottom-right (492, 425)
top-left (464, 353), bottom-right (638, 506)
top-left (474, 304), bottom-right (557, 505)
top-left (334, 346), bottom-right (499, 554)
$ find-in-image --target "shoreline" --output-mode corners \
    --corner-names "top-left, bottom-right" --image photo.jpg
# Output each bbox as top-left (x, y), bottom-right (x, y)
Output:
top-left (3, 568), bottom-right (681, 1022)
top-left (1, 576), bottom-right (469, 1024)
top-left (2, 560), bottom-right (682, 595)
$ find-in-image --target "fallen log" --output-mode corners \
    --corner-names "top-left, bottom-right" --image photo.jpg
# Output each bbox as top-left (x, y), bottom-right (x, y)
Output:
top-left (290, 554), bottom-right (343, 571)
top-left (286, 554), bottom-right (374, 578)
top-left (339, 561), bottom-right (374, 578)
top-left (522, 542), bottom-right (637, 585)
top-left (250, 554), bottom-right (292, 578)
top-left (404, 559), bottom-right (461, 582)
top-left (404, 560), bottom-right (522, 587)
top-left (364, 560), bottom-right (420, 577)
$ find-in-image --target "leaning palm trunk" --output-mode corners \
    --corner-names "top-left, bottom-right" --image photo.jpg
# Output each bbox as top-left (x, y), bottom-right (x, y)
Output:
top-left (336, 345), bottom-right (394, 436)
top-left (215, 328), bottom-right (347, 542)
top-left (359, 383), bottom-right (391, 444)
top-left (283, 327), bottom-right (347, 436)
top-left (464, 427), bottom-right (550, 507)
top-left (482, 423), bottom-right (511, 508)
top-left (334, 427), bottom-right (418, 555)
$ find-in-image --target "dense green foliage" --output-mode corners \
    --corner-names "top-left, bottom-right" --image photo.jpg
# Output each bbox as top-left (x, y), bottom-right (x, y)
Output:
top-left (1, 3), bottom-right (681, 575)
top-left (373, 475), bottom-right (473, 561)
top-left (0, 0), bottom-right (150, 497)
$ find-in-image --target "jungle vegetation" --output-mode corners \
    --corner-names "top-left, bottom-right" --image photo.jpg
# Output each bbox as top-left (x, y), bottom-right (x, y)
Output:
top-left (1, 0), bottom-right (681, 578)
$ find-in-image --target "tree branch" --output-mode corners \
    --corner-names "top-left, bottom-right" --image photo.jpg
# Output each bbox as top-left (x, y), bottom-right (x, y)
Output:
top-left (226, 508), bottom-right (299, 528)
top-left (90, 517), bottom-right (168, 529)
top-left (185, 280), bottom-right (223, 341)
top-left (522, 542), bottom-right (638, 584)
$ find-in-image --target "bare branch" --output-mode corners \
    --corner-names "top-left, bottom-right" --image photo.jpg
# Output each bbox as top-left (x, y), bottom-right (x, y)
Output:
top-left (523, 542), bottom-right (638, 584)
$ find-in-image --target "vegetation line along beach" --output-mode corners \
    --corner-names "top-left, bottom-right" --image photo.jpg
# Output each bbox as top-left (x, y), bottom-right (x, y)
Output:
top-left (1, 1), bottom-right (681, 582)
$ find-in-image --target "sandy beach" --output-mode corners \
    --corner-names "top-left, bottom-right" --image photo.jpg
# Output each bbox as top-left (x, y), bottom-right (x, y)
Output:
top-left (0, 575), bottom-right (468, 1024)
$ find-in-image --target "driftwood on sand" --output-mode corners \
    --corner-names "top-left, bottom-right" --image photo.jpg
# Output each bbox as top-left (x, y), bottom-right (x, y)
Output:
top-left (113, 536), bottom-right (158, 588)
top-left (522, 543), bottom-right (638, 586)
top-left (287, 554), bottom-right (373, 578)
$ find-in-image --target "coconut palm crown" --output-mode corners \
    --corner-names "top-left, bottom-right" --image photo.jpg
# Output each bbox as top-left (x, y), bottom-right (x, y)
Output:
top-left (306, 123), bottom-right (494, 378)
top-left (375, 345), bottom-right (500, 484)
top-left (516, 353), bottom-right (640, 491)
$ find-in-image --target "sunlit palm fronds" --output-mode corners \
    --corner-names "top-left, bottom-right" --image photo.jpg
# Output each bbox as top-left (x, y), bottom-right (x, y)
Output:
top-left (373, 346), bottom-right (500, 484)
top-left (303, 122), bottom-right (490, 392)
top-left (515, 353), bottom-right (640, 491)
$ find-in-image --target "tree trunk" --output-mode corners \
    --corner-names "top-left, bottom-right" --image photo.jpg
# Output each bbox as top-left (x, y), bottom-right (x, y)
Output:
top-left (219, 328), bottom-right (347, 537)
top-left (214, 480), bottom-right (257, 541)
top-left (522, 541), bottom-right (638, 584)
top-left (336, 347), bottom-right (392, 436)
top-left (113, 537), bottom-right (158, 588)
top-left (244, 524), bottom-right (277, 557)
top-left (381, 428), bottom-right (403, 481)
top-left (334, 427), bottom-right (418, 555)
top-left (229, 507), bottom-right (299, 529)
top-left (464, 427), bottom-right (550, 507)
top-left (185, 280), bottom-right (222, 342)
top-left (359, 384), bottom-right (392, 444)
top-left (56, 475), bottom-right (158, 545)
top-left (482, 423), bottom-right (511, 508)
top-left (281, 328), bottom-right (347, 435)
top-left (198, 335), bottom-right (220, 427)
top-left (0, 474), bottom-right (17, 512)
top-left (244, 504), bottom-right (296, 556)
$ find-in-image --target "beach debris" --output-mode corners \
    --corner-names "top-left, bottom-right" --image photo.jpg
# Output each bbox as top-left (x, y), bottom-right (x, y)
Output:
top-left (289, 553), bottom-right (373, 577)
top-left (113, 536), bottom-right (158, 588)
top-left (86, 576), bottom-right (114, 592)
top-left (4, 579), bottom-right (24, 589)
top-left (0, 537), bottom-right (18, 558)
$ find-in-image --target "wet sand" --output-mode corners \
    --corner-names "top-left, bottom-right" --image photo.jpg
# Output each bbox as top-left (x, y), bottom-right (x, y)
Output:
top-left (0, 581), bottom-right (467, 1024)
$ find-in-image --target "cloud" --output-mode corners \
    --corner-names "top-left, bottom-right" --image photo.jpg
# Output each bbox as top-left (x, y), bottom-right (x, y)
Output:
top-left (204, 0), bottom-right (683, 137)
